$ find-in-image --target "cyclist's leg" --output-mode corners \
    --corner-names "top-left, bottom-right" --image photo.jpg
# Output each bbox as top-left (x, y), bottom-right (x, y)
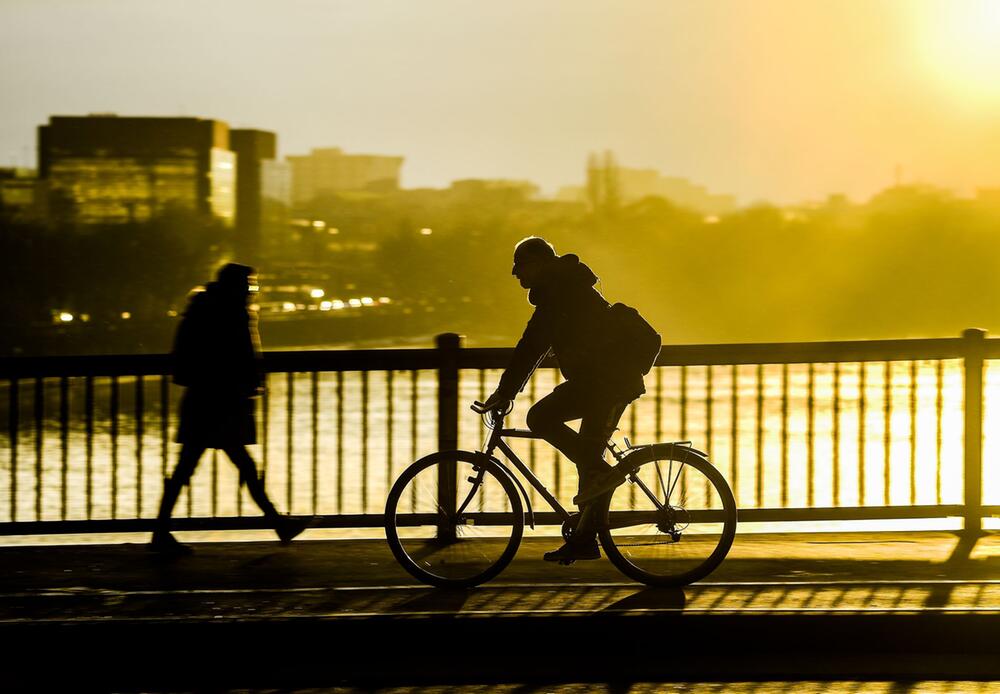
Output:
top-left (574, 398), bottom-right (629, 541)
top-left (525, 382), bottom-right (590, 466)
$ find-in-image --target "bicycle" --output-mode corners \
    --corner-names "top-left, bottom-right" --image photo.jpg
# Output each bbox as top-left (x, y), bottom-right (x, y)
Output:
top-left (385, 400), bottom-right (738, 589)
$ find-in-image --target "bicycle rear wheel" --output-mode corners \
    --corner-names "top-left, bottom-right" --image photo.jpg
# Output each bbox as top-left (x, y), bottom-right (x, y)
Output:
top-left (599, 444), bottom-right (737, 587)
top-left (385, 451), bottom-right (524, 589)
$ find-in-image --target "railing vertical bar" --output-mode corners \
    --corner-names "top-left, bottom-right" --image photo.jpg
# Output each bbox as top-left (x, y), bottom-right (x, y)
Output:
top-left (361, 370), bottom-right (369, 514)
top-left (478, 369), bottom-right (488, 511)
top-left (9, 378), bottom-right (17, 523)
top-left (34, 377), bottom-right (43, 522)
top-left (630, 382), bottom-right (639, 508)
top-left (858, 363), bottom-right (867, 506)
top-left (780, 364), bottom-right (789, 508)
top-left (935, 360), bottom-right (943, 505)
top-left (833, 363), bottom-right (841, 507)
top-left (755, 363), bottom-right (764, 508)
top-left (629, 393), bottom-right (638, 442)
top-left (909, 360), bottom-right (918, 506)
top-left (385, 370), bottom-right (394, 516)
top-left (135, 375), bottom-right (144, 518)
top-left (655, 366), bottom-right (663, 443)
top-left (730, 364), bottom-right (738, 506)
top-left (211, 448), bottom-right (218, 518)
top-left (85, 376), bottom-right (93, 520)
top-left (679, 365), bottom-right (687, 503)
top-left (528, 371), bottom-right (537, 475)
top-left (262, 372), bottom-right (270, 482)
top-left (962, 328), bottom-right (985, 532)
top-left (435, 333), bottom-right (460, 541)
top-left (806, 364), bottom-right (815, 507)
top-left (884, 361), bottom-right (892, 506)
top-left (312, 371), bottom-right (320, 517)
top-left (110, 375), bottom-right (119, 519)
top-left (409, 369), bottom-right (417, 511)
top-left (160, 376), bottom-right (169, 481)
top-left (679, 365), bottom-right (688, 440)
top-left (337, 370), bottom-right (345, 514)
top-left (705, 366), bottom-right (713, 503)
top-left (60, 377), bottom-right (69, 521)
top-left (286, 371), bottom-right (294, 514)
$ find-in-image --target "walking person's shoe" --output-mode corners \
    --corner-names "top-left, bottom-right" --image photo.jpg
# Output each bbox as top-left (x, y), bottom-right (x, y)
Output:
top-left (148, 531), bottom-right (193, 556)
top-left (543, 538), bottom-right (601, 565)
top-left (275, 515), bottom-right (311, 545)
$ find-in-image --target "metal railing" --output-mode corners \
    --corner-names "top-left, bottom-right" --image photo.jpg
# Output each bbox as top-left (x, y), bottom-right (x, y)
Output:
top-left (0, 329), bottom-right (997, 535)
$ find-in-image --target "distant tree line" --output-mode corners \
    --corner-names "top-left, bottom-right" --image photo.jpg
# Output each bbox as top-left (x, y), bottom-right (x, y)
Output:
top-left (4, 183), bottom-right (1000, 356)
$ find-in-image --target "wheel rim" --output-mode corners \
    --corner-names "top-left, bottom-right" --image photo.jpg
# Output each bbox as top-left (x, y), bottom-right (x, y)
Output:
top-left (390, 456), bottom-right (521, 585)
top-left (604, 456), bottom-right (734, 582)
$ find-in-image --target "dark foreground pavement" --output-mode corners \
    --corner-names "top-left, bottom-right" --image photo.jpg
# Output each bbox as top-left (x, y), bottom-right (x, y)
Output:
top-left (2, 530), bottom-right (999, 689)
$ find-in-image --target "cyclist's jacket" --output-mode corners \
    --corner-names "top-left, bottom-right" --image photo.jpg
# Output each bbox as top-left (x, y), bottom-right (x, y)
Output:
top-left (496, 253), bottom-right (645, 402)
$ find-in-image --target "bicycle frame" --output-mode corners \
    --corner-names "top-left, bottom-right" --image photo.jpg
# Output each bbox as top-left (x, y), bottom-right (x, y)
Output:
top-left (462, 410), bottom-right (640, 529)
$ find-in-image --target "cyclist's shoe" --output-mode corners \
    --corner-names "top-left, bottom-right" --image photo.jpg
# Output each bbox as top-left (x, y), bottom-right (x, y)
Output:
top-left (276, 515), bottom-right (311, 545)
top-left (543, 539), bottom-right (601, 565)
top-left (148, 532), bottom-right (193, 556)
top-left (573, 467), bottom-right (626, 506)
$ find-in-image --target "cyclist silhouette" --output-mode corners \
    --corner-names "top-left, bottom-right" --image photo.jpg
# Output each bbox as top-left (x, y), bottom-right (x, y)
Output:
top-left (482, 237), bottom-right (647, 563)
top-left (149, 263), bottom-right (308, 554)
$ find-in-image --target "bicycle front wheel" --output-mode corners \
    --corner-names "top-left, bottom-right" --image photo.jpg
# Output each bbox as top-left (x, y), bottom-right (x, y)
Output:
top-left (599, 444), bottom-right (737, 587)
top-left (385, 451), bottom-right (524, 589)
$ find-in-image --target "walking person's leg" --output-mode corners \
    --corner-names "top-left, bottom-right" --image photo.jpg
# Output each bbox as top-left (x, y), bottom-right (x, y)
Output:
top-left (150, 443), bottom-right (205, 553)
top-left (223, 445), bottom-right (309, 544)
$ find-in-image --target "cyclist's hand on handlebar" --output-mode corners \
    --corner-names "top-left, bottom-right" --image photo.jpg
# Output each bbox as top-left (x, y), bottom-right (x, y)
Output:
top-left (477, 390), bottom-right (511, 413)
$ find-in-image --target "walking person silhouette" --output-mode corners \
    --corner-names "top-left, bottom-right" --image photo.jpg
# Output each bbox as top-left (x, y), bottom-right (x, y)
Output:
top-left (481, 237), bottom-right (655, 563)
top-left (149, 263), bottom-right (308, 554)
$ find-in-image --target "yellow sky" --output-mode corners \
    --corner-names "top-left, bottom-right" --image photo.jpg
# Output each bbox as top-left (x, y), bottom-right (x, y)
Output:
top-left (1, 0), bottom-right (999, 204)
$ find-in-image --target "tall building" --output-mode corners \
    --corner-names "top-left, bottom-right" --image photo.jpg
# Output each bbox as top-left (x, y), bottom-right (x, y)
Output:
top-left (230, 128), bottom-right (277, 263)
top-left (287, 147), bottom-right (403, 205)
top-left (38, 115), bottom-right (236, 225)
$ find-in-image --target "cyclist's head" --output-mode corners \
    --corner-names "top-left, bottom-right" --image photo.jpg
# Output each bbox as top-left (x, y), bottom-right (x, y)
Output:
top-left (512, 237), bottom-right (556, 289)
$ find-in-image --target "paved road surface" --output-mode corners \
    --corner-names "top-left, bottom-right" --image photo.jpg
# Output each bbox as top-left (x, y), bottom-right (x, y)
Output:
top-left (2, 531), bottom-right (999, 688)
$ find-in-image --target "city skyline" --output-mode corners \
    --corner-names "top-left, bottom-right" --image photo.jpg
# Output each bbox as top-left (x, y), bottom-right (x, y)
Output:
top-left (3, 1), bottom-right (1000, 205)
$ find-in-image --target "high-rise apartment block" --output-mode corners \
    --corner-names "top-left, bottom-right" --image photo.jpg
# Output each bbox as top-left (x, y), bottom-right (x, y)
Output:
top-left (230, 129), bottom-right (277, 262)
top-left (38, 115), bottom-right (237, 225)
top-left (287, 147), bottom-right (403, 205)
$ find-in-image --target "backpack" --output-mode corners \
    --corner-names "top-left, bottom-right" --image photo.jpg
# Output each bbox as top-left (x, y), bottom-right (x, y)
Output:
top-left (609, 302), bottom-right (661, 375)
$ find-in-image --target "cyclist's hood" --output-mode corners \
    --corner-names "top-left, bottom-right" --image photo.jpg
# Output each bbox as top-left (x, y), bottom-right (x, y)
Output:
top-left (527, 253), bottom-right (599, 307)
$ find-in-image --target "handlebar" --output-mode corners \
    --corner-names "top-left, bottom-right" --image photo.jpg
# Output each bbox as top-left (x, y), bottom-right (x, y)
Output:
top-left (471, 399), bottom-right (513, 416)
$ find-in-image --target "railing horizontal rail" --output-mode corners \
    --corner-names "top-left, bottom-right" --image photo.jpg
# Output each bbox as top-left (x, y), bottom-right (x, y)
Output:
top-left (5, 334), bottom-right (999, 379)
top-left (1, 503), bottom-right (986, 536)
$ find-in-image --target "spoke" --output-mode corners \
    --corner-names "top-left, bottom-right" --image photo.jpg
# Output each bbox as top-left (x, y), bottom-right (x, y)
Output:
top-left (654, 460), bottom-right (669, 501)
top-left (666, 460), bottom-right (686, 502)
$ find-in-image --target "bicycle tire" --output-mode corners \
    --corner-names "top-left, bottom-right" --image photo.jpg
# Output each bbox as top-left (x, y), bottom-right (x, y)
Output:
top-left (385, 450), bottom-right (524, 589)
top-left (598, 444), bottom-right (737, 587)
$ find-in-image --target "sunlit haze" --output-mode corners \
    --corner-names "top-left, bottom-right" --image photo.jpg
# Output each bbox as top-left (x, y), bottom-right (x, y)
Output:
top-left (3, 0), bottom-right (1000, 204)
